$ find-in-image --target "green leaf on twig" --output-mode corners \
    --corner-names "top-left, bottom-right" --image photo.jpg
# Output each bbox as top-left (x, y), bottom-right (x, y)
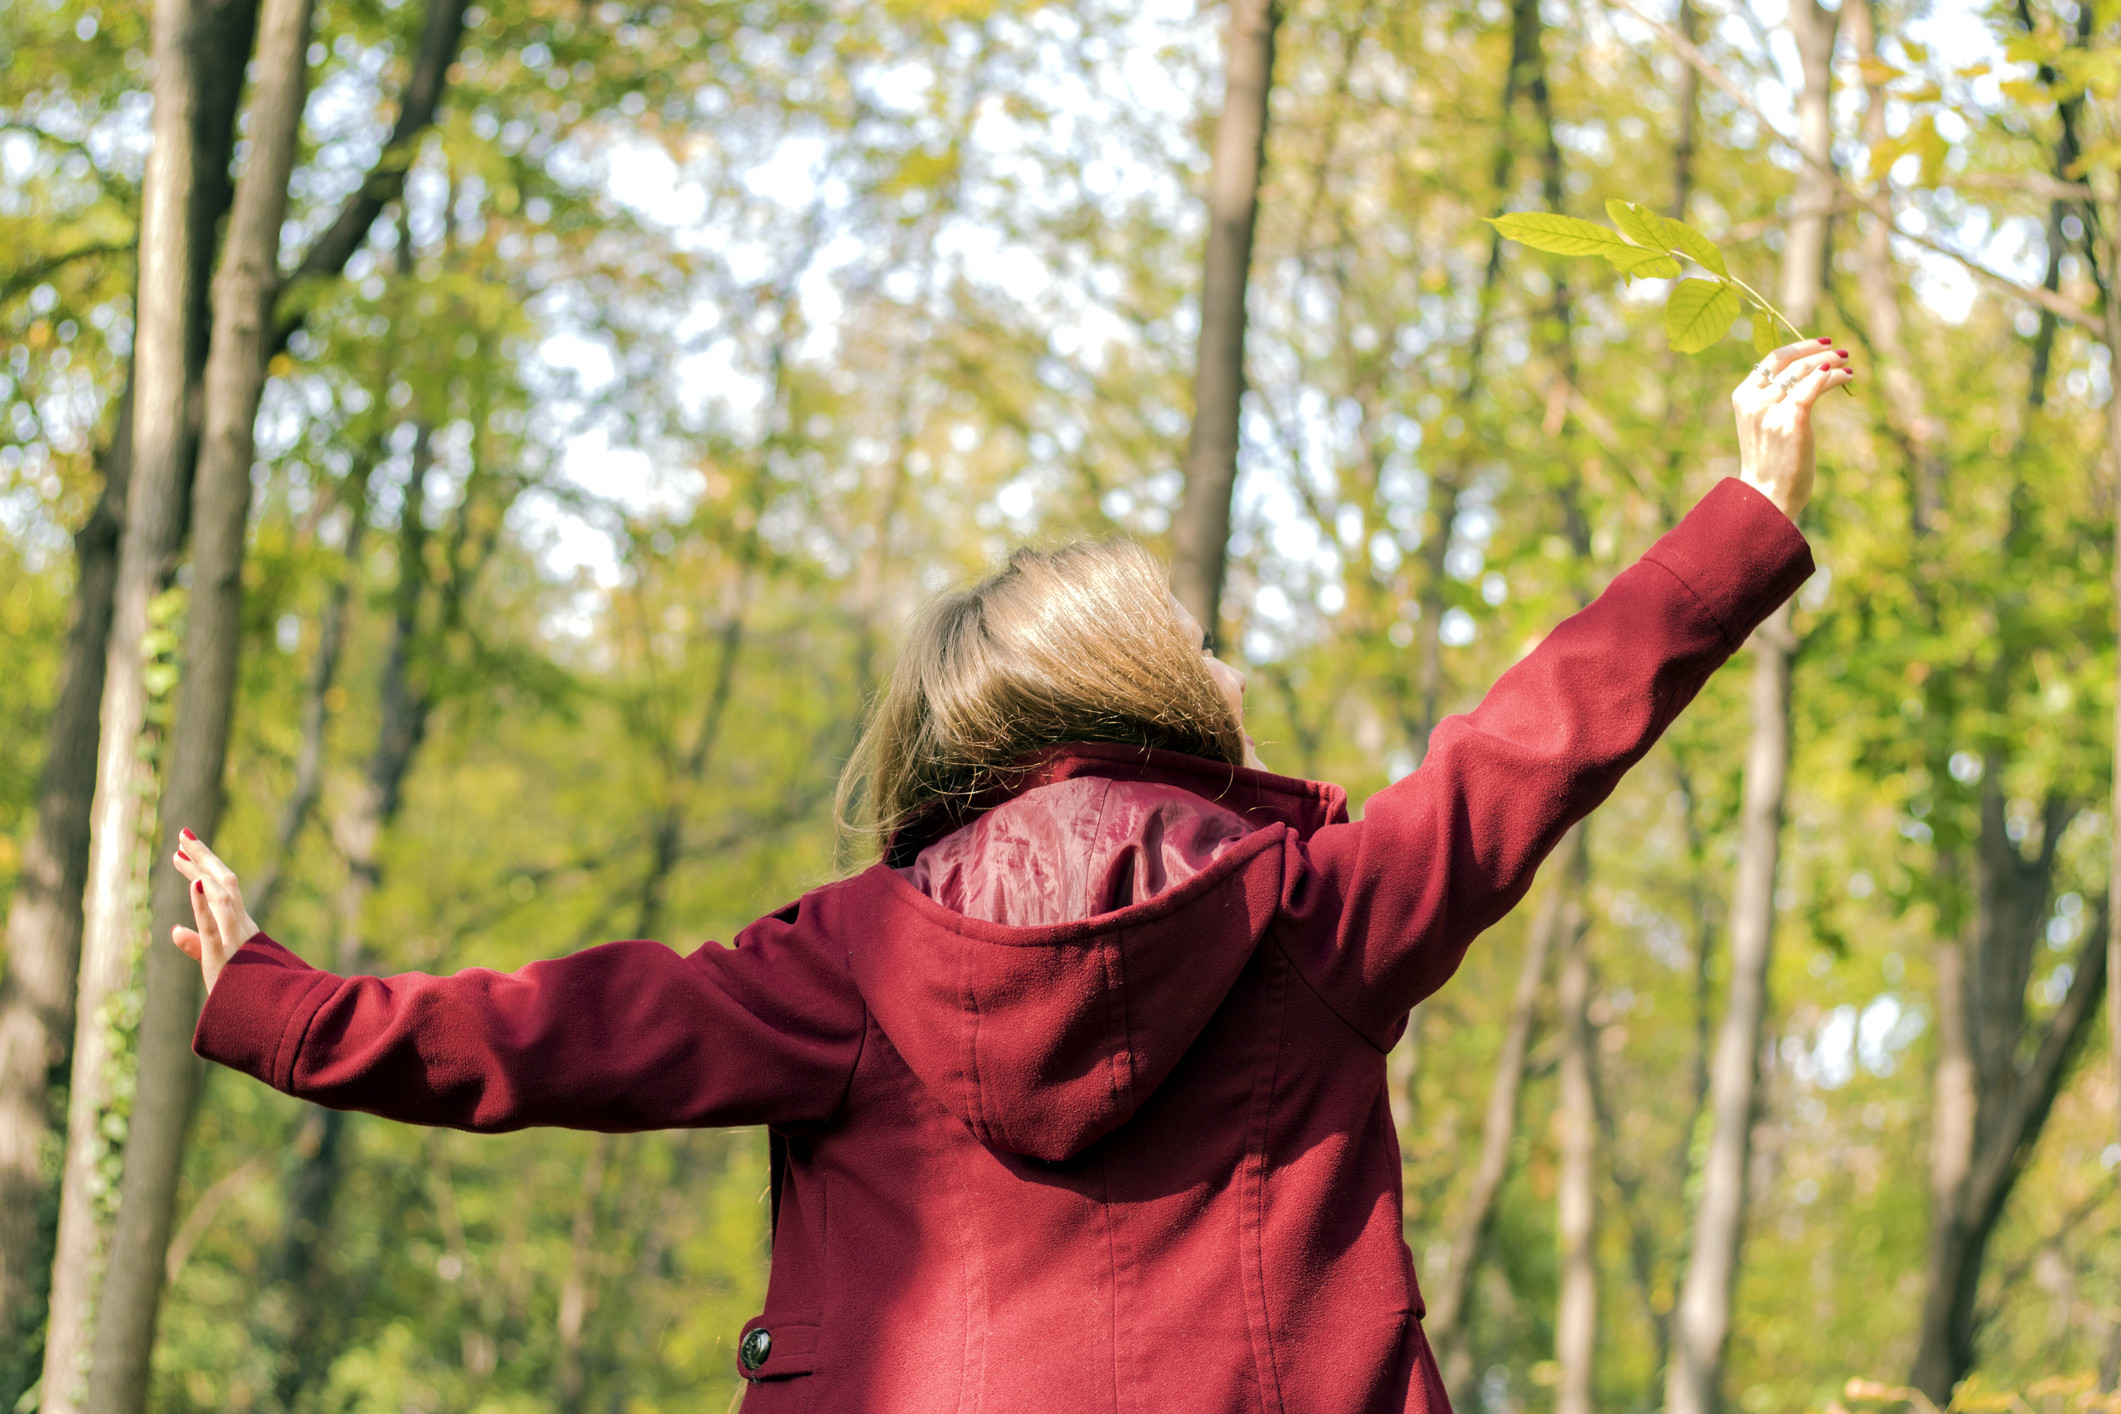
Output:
top-left (1665, 279), bottom-right (1742, 353)
top-left (1606, 199), bottom-right (1728, 276)
top-left (1487, 212), bottom-right (1642, 260)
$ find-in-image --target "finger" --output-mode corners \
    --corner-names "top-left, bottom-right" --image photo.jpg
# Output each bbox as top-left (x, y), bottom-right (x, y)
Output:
top-left (179, 829), bottom-right (238, 886)
top-left (172, 925), bottom-right (203, 961)
top-left (1789, 362), bottom-right (1855, 409)
top-left (172, 847), bottom-right (204, 883)
top-left (191, 879), bottom-right (223, 957)
top-left (1761, 335), bottom-right (1836, 375)
top-left (206, 885), bottom-right (250, 952)
top-left (1774, 348), bottom-right (1850, 387)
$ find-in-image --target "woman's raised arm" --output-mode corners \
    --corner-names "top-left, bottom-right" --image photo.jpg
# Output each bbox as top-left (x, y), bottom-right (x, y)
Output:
top-left (171, 837), bottom-right (867, 1133)
top-left (1283, 339), bottom-right (1847, 1044)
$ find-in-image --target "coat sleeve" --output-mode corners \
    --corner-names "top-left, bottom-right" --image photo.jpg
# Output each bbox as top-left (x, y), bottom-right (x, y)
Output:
top-left (191, 902), bottom-right (867, 1133)
top-left (1283, 477), bottom-right (1813, 1047)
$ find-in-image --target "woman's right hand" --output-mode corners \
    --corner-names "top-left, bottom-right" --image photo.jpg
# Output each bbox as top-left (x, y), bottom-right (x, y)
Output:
top-left (171, 830), bottom-right (260, 996)
top-left (1731, 337), bottom-right (1854, 521)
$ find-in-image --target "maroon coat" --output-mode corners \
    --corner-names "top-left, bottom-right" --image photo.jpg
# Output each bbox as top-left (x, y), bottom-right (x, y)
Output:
top-left (195, 478), bottom-right (1811, 1413)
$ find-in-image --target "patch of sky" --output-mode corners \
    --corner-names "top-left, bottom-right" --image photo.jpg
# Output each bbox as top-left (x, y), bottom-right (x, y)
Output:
top-left (1801, 996), bottom-right (1927, 1090)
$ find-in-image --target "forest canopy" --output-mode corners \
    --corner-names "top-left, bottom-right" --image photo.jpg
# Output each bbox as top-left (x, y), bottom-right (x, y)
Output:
top-left (1, 0), bottom-right (2118, 1409)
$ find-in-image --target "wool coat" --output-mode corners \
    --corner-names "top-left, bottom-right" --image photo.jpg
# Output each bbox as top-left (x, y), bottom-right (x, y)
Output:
top-left (194, 476), bottom-right (1813, 1414)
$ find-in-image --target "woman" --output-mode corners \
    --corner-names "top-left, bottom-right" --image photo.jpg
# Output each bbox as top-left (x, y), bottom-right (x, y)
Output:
top-left (174, 339), bottom-right (1853, 1412)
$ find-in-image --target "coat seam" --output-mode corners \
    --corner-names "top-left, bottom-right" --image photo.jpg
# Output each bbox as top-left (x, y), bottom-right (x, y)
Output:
top-left (274, 971), bottom-right (340, 1092)
top-left (1639, 550), bottom-right (1739, 650)
top-left (1271, 927), bottom-right (1398, 1056)
top-left (961, 937), bottom-right (991, 1147)
top-left (1241, 950), bottom-right (1290, 1414)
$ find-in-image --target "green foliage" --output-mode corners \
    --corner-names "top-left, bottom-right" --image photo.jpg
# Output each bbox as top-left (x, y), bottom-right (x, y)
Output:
top-left (1488, 201), bottom-right (1807, 356)
top-left (0, 0), bottom-right (2115, 1409)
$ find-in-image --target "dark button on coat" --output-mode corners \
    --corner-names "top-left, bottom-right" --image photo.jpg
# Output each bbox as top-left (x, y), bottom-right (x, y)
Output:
top-left (195, 478), bottom-right (1812, 1413)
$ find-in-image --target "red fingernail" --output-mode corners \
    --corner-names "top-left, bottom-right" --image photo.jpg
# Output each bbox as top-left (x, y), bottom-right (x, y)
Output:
top-left (177, 851), bottom-right (189, 861)
top-left (195, 881), bottom-right (204, 893)
top-left (181, 829), bottom-right (196, 840)
top-left (1819, 337), bottom-right (1832, 344)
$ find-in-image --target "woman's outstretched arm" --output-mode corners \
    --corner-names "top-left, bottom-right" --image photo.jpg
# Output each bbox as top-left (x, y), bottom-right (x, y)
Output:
top-left (1286, 339), bottom-right (1849, 1044)
top-left (171, 837), bottom-right (867, 1132)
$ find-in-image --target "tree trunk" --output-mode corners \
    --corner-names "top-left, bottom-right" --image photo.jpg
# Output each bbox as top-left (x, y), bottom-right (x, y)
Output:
top-left (249, 461), bottom-right (374, 921)
top-left (1663, 11), bottom-right (1834, 1414)
top-left (0, 387), bottom-right (130, 1389)
top-left (1669, 0), bottom-right (1700, 221)
top-left (87, 0), bottom-right (315, 1404)
top-left (2106, 95), bottom-right (2121, 1400)
top-left (556, 1134), bottom-right (613, 1413)
top-left (262, 425), bottom-right (435, 1410)
top-left (1426, 823), bottom-right (1578, 1397)
top-left (2, 0), bottom-right (253, 1388)
top-left (38, 0), bottom-right (259, 1398)
top-left (1170, 0), bottom-right (1279, 643)
top-left (1553, 836), bottom-right (1596, 1414)
top-left (1848, 0), bottom-right (1944, 537)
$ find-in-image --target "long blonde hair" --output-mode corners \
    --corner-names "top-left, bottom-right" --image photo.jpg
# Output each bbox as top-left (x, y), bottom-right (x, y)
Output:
top-left (837, 540), bottom-right (1245, 865)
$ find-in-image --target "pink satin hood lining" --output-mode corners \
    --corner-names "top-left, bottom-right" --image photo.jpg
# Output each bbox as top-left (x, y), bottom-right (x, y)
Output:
top-left (900, 775), bottom-right (1255, 927)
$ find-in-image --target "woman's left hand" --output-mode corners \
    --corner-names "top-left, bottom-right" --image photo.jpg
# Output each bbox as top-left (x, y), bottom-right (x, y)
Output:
top-left (170, 831), bottom-right (260, 996)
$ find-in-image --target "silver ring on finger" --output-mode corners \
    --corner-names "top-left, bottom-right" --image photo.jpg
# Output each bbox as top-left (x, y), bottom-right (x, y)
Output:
top-left (1772, 370), bottom-right (1802, 393)
top-left (1753, 360), bottom-right (1775, 385)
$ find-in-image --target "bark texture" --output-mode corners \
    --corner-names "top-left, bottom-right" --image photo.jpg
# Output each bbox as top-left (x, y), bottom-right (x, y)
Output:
top-left (0, 0), bottom-right (252, 1388)
top-left (1663, 17), bottom-right (1834, 1404)
top-left (264, 425), bottom-right (436, 1411)
top-left (1552, 831), bottom-right (1596, 1414)
top-left (0, 390), bottom-right (130, 1391)
top-left (38, 0), bottom-right (259, 1399)
top-left (1426, 824), bottom-right (1577, 1397)
top-left (1908, 794), bottom-right (2107, 1400)
top-left (85, 0), bottom-right (315, 1402)
top-left (1170, 0), bottom-right (1278, 643)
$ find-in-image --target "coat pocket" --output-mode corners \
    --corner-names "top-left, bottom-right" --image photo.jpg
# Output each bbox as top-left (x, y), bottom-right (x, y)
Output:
top-left (736, 1308), bottom-right (824, 1381)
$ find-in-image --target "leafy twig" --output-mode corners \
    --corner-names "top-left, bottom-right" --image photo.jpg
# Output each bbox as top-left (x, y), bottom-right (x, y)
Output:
top-left (1487, 200), bottom-right (1851, 393)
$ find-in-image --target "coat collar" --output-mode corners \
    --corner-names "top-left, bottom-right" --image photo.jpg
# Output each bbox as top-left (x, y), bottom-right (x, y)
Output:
top-left (883, 741), bottom-right (1348, 866)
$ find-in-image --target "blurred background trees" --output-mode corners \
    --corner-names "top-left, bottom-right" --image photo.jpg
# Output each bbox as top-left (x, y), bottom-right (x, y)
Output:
top-left (1, 0), bottom-right (2118, 1409)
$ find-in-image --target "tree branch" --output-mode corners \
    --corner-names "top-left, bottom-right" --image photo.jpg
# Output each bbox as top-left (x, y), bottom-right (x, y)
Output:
top-left (275, 0), bottom-right (472, 329)
top-left (1968, 909), bottom-right (2110, 1237)
top-left (1602, 0), bottom-right (2101, 332)
top-left (0, 241), bottom-right (135, 307)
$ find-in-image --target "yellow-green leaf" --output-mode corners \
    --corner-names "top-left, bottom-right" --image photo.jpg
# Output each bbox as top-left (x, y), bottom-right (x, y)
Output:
top-left (1660, 217), bottom-right (1728, 277)
top-left (1665, 278), bottom-right (1741, 353)
top-left (1487, 212), bottom-right (1637, 259)
top-left (1606, 199), bottom-right (1727, 276)
top-left (1752, 308), bottom-right (1782, 358)
top-left (1605, 198), bottom-right (1664, 249)
top-left (1608, 246), bottom-right (1683, 280)
top-left (1900, 38), bottom-right (1929, 63)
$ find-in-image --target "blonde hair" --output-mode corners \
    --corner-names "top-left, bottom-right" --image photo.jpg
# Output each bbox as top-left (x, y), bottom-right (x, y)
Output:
top-left (837, 540), bottom-right (1245, 865)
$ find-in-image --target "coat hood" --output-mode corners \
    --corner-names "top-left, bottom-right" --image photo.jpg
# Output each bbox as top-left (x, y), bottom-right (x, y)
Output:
top-left (835, 744), bottom-right (1347, 1163)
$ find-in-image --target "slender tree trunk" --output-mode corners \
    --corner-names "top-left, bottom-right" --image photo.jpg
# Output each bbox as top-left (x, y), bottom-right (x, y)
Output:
top-left (1170, 0), bottom-right (1279, 642)
top-left (1669, 0), bottom-right (1700, 221)
top-left (1552, 835), bottom-right (1596, 1414)
top-left (0, 388), bottom-right (131, 1385)
top-left (1409, 0), bottom-right (1549, 761)
top-left (1426, 824), bottom-right (1578, 1397)
top-left (261, 426), bottom-right (434, 1411)
top-left (87, 1), bottom-right (314, 1405)
top-left (2106, 100), bottom-right (2121, 1399)
top-left (556, 1134), bottom-right (613, 1413)
top-left (249, 463), bottom-right (374, 921)
top-left (1664, 13), bottom-right (1834, 1414)
top-left (39, 0), bottom-right (259, 1398)
top-left (1848, 0), bottom-right (1944, 537)
top-left (2, 0), bottom-right (252, 1384)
